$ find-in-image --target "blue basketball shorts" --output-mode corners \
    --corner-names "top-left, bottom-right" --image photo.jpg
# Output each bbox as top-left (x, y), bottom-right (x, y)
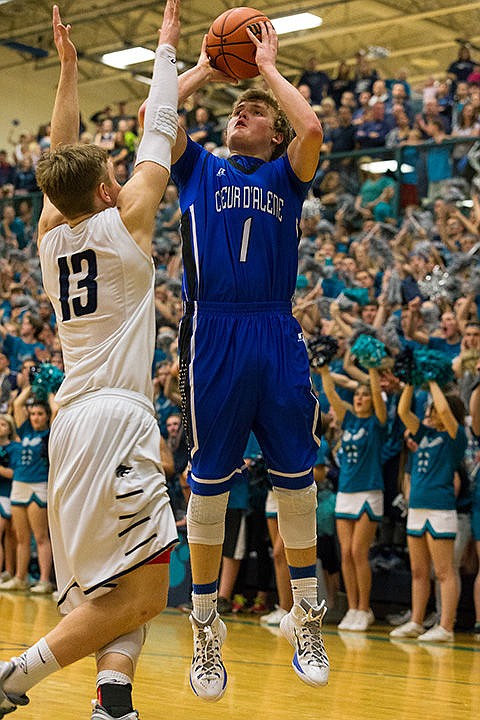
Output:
top-left (179, 301), bottom-right (320, 496)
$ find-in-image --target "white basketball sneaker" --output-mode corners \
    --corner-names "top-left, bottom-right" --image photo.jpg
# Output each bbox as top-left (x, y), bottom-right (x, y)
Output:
top-left (280, 599), bottom-right (330, 687)
top-left (91, 704), bottom-right (139, 719)
top-left (0, 661), bottom-right (29, 718)
top-left (189, 610), bottom-right (227, 701)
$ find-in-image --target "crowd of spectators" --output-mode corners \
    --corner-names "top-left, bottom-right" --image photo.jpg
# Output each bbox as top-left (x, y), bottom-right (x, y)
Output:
top-left (0, 47), bottom-right (480, 637)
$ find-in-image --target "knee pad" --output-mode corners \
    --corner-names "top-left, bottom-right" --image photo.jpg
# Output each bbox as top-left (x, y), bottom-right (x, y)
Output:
top-left (273, 483), bottom-right (317, 550)
top-left (95, 624), bottom-right (148, 673)
top-left (186, 491), bottom-right (229, 546)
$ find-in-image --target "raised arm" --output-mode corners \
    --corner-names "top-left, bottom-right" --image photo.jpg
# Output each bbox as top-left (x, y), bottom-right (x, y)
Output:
top-left (50, 5), bottom-right (79, 148)
top-left (248, 22), bottom-right (323, 181)
top-left (428, 380), bottom-right (458, 439)
top-left (318, 364), bottom-right (349, 424)
top-left (37, 5), bottom-right (79, 243)
top-left (117, 0), bottom-right (180, 255)
top-left (369, 367), bottom-right (387, 425)
top-left (398, 384), bottom-right (420, 436)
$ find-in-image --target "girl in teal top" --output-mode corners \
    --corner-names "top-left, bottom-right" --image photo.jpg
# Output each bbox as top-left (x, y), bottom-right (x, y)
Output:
top-left (319, 363), bottom-right (386, 631)
top-left (398, 380), bottom-right (467, 639)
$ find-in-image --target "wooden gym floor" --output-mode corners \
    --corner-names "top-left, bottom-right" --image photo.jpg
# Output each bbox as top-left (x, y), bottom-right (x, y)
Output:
top-left (1, 592), bottom-right (479, 720)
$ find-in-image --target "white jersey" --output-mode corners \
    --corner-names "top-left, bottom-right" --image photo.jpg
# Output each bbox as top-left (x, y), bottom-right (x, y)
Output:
top-left (39, 207), bottom-right (155, 407)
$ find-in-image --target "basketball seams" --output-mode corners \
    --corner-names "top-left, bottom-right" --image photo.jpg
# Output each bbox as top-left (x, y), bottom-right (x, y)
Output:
top-left (206, 7), bottom-right (269, 79)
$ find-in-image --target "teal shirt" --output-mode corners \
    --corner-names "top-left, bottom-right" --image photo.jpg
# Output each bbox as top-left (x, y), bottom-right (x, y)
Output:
top-left (337, 411), bottom-right (386, 493)
top-left (410, 424), bottom-right (467, 510)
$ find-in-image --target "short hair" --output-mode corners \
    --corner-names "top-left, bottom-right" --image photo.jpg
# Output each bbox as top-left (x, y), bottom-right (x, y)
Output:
top-left (36, 144), bottom-right (111, 218)
top-left (231, 89), bottom-right (293, 160)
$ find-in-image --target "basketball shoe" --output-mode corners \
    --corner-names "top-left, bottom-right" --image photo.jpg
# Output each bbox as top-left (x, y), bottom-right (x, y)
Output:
top-left (0, 661), bottom-right (30, 717)
top-left (280, 599), bottom-right (330, 687)
top-left (189, 610), bottom-right (227, 701)
top-left (91, 703), bottom-right (139, 719)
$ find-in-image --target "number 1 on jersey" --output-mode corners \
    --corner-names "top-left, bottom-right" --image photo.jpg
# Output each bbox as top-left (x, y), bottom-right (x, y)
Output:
top-left (239, 217), bottom-right (252, 263)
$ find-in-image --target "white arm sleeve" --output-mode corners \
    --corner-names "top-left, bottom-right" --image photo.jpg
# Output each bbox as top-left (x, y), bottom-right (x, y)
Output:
top-left (135, 43), bottom-right (178, 171)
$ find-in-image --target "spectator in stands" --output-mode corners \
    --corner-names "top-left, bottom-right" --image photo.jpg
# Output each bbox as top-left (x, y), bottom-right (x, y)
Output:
top-left (352, 90), bottom-right (372, 126)
top-left (0, 150), bottom-right (15, 189)
top-left (355, 102), bottom-right (391, 148)
top-left (415, 99), bottom-right (448, 139)
top-left (298, 55), bottom-right (330, 104)
top-left (352, 52), bottom-right (378, 97)
top-left (424, 120), bottom-right (453, 201)
top-left (368, 79), bottom-right (389, 107)
top-left (0, 205), bottom-right (24, 253)
top-left (448, 45), bottom-right (477, 88)
top-left (329, 61), bottom-right (354, 108)
top-left (0, 312), bottom-right (45, 372)
top-left (93, 117), bottom-right (115, 152)
top-left (435, 79), bottom-right (454, 133)
top-left (451, 103), bottom-right (480, 175)
top-left (187, 106), bottom-right (218, 147)
top-left (13, 156), bottom-right (38, 196)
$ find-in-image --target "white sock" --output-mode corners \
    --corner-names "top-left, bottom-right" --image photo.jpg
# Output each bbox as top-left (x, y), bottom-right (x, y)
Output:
top-left (192, 591), bottom-right (217, 622)
top-left (96, 670), bottom-right (132, 688)
top-left (4, 638), bottom-right (61, 695)
top-left (290, 577), bottom-right (318, 608)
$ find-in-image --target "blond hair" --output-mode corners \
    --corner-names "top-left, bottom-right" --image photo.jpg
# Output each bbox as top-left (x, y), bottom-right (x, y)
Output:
top-left (0, 414), bottom-right (16, 440)
top-left (231, 89), bottom-right (293, 160)
top-left (36, 144), bottom-right (111, 218)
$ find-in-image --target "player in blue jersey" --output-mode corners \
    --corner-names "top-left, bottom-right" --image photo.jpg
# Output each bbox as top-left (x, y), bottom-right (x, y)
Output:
top-left (169, 21), bottom-right (329, 699)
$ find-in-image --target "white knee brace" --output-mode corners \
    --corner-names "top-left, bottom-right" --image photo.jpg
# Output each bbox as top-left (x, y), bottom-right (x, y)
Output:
top-left (95, 624), bottom-right (148, 672)
top-left (186, 491), bottom-right (229, 546)
top-left (273, 483), bottom-right (318, 550)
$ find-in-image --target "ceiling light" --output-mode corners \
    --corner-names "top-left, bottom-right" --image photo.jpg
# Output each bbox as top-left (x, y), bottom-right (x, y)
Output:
top-left (271, 12), bottom-right (322, 35)
top-left (360, 160), bottom-right (414, 174)
top-left (101, 46), bottom-right (155, 69)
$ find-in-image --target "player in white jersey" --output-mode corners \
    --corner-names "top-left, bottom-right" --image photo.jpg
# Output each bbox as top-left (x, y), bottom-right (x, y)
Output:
top-left (0, 3), bottom-right (180, 719)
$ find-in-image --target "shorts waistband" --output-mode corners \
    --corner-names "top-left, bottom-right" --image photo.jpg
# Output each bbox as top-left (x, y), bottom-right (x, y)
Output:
top-left (58, 388), bottom-right (155, 416)
top-left (183, 300), bottom-right (292, 315)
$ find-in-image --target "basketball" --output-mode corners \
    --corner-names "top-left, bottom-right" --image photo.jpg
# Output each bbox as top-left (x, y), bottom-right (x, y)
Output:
top-left (206, 7), bottom-right (270, 80)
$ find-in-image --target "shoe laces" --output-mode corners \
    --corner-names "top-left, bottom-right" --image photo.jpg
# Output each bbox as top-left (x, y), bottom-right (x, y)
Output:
top-left (193, 622), bottom-right (224, 680)
top-left (295, 601), bottom-right (329, 668)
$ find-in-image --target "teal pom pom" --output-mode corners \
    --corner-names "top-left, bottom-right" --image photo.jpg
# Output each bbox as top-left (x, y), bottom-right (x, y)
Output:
top-left (351, 334), bottom-right (387, 368)
top-left (31, 363), bottom-right (64, 402)
top-left (412, 348), bottom-right (454, 388)
top-left (343, 287), bottom-right (371, 307)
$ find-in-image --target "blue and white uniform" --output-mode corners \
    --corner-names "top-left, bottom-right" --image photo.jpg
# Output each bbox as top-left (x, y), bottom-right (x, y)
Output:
top-left (172, 137), bottom-right (320, 497)
top-left (335, 411), bottom-right (386, 521)
top-left (407, 423), bottom-right (468, 538)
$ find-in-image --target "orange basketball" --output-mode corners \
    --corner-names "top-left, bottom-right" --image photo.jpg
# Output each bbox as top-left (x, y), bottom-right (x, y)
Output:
top-left (206, 7), bottom-right (270, 80)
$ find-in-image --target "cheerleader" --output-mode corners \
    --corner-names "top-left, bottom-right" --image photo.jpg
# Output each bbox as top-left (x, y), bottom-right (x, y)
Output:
top-left (319, 363), bottom-right (386, 631)
top-left (391, 381), bottom-right (467, 642)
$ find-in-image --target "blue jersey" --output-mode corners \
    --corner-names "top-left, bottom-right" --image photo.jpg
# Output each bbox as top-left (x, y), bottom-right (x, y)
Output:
top-left (409, 424), bottom-right (468, 510)
top-left (171, 137), bottom-right (310, 303)
top-left (172, 139), bottom-right (320, 496)
top-left (337, 411), bottom-right (386, 493)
